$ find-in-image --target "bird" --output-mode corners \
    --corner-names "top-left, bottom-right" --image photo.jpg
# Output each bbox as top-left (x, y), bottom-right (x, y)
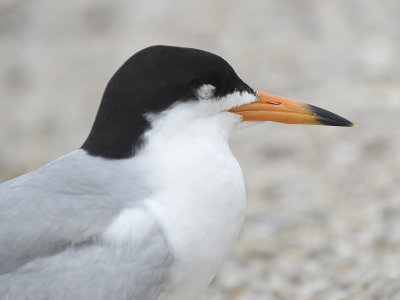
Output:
top-left (0, 45), bottom-right (353, 300)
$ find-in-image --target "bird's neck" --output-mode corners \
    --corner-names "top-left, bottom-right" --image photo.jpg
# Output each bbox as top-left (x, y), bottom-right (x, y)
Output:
top-left (133, 113), bottom-right (246, 298)
top-left (135, 110), bottom-right (243, 199)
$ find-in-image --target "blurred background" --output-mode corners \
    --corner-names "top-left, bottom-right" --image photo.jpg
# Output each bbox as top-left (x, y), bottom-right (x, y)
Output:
top-left (1, 0), bottom-right (399, 299)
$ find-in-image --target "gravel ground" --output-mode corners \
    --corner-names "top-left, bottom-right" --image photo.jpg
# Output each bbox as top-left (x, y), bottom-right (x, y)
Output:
top-left (1, 0), bottom-right (400, 299)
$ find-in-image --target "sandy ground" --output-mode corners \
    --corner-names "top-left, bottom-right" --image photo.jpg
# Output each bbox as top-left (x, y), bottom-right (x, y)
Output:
top-left (1, 0), bottom-right (400, 299)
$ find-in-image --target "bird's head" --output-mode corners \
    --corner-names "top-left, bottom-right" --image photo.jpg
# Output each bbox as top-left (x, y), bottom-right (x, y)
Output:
top-left (82, 45), bottom-right (354, 159)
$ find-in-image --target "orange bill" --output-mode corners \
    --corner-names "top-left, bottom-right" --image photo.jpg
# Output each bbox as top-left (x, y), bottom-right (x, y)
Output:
top-left (229, 90), bottom-right (354, 126)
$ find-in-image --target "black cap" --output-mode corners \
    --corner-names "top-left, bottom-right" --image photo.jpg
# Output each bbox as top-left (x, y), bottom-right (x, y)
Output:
top-left (82, 46), bottom-right (253, 159)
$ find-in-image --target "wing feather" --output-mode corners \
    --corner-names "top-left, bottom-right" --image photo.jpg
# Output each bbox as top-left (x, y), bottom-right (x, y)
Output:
top-left (0, 150), bottom-right (172, 299)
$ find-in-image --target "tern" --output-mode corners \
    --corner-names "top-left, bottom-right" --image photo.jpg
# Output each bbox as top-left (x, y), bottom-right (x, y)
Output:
top-left (0, 45), bottom-right (353, 300)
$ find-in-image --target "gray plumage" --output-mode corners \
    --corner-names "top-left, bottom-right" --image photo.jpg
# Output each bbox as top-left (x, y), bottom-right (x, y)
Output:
top-left (0, 150), bottom-right (173, 300)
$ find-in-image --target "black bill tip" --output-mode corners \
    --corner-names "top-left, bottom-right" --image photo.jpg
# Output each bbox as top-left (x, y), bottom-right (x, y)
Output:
top-left (308, 104), bottom-right (355, 127)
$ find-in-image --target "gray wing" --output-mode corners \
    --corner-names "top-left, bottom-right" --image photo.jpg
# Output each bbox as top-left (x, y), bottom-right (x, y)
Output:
top-left (0, 178), bottom-right (123, 274)
top-left (0, 150), bottom-right (173, 299)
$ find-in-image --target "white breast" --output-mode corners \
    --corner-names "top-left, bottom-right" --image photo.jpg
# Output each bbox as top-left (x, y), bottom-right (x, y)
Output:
top-left (143, 112), bottom-right (246, 299)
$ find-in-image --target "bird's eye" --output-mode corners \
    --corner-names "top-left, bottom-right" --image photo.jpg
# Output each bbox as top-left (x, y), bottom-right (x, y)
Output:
top-left (196, 84), bottom-right (216, 99)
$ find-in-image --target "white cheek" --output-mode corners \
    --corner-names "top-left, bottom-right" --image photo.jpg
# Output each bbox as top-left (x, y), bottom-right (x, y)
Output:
top-left (144, 90), bottom-right (258, 137)
top-left (215, 91), bottom-right (258, 111)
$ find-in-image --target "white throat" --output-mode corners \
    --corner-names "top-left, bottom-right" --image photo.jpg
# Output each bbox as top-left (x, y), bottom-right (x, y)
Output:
top-left (132, 92), bottom-right (255, 299)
